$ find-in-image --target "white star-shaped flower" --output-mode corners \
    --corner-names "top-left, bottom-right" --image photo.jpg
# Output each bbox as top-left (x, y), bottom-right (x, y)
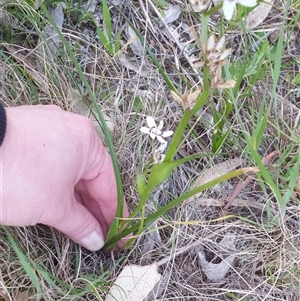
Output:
top-left (140, 116), bottom-right (173, 144)
top-left (223, 0), bottom-right (257, 21)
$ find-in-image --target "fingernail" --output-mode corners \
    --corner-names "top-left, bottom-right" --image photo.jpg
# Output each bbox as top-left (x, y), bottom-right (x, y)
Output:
top-left (79, 230), bottom-right (104, 251)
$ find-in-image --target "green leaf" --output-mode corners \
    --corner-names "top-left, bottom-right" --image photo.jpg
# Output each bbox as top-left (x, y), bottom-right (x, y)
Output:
top-left (136, 174), bottom-right (146, 196)
top-left (115, 31), bottom-right (122, 53)
top-left (147, 161), bottom-right (178, 190)
top-left (102, 0), bottom-right (112, 40)
top-left (146, 153), bottom-right (211, 193)
top-left (5, 228), bottom-right (42, 294)
top-left (104, 167), bottom-right (253, 249)
top-left (97, 28), bottom-right (109, 48)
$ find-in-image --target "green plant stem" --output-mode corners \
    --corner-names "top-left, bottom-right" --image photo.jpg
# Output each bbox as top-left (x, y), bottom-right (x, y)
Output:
top-left (129, 186), bottom-right (153, 220)
top-left (165, 67), bottom-right (210, 162)
top-left (104, 167), bottom-right (252, 249)
top-left (107, 9), bottom-right (210, 247)
top-left (129, 152), bottom-right (212, 221)
top-left (201, 13), bottom-right (208, 43)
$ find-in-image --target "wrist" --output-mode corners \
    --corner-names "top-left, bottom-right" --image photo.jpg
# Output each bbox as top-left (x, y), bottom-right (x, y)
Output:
top-left (0, 103), bottom-right (7, 146)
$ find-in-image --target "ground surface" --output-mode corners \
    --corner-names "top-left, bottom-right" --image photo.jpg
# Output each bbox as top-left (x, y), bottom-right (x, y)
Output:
top-left (0, 0), bottom-right (300, 300)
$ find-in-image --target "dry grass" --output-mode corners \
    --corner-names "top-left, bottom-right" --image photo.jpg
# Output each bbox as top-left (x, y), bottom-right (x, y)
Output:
top-left (1, 0), bottom-right (300, 300)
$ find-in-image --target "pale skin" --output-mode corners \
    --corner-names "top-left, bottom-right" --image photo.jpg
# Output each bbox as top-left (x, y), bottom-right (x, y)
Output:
top-left (0, 105), bottom-right (129, 251)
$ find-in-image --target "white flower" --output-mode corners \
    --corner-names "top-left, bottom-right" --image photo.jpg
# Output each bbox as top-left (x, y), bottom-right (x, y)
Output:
top-left (189, 0), bottom-right (211, 12)
top-left (153, 143), bottom-right (167, 163)
top-left (223, 0), bottom-right (257, 21)
top-left (140, 116), bottom-right (173, 144)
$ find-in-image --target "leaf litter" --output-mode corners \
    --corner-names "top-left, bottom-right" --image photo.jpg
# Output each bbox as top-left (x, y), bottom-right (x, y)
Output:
top-left (105, 263), bottom-right (161, 301)
top-left (1, 1), bottom-right (300, 301)
top-left (197, 232), bottom-right (236, 282)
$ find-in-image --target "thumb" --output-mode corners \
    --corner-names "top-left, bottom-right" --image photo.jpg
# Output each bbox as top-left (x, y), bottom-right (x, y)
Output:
top-left (47, 199), bottom-right (105, 251)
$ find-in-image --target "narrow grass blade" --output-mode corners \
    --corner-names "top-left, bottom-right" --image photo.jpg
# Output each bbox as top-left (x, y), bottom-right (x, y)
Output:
top-left (102, 0), bottom-right (112, 42)
top-left (4, 228), bottom-right (42, 295)
top-left (271, 0), bottom-right (290, 97)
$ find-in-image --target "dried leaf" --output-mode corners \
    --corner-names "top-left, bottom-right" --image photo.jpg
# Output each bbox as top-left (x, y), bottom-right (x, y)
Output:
top-left (162, 4), bottom-right (181, 24)
top-left (197, 232), bottom-right (236, 281)
top-left (133, 90), bottom-right (156, 102)
top-left (127, 25), bottom-right (145, 56)
top-left (36, 2), bottom-right (65, 64)
top-left (105, 263), bottom-right (161, 301)
top-left (245, 0), bottom-right (275, 29)
top-left (190, 158), bottom-right (245, 200)
top-left (190, 197), bottom-right (269, 212)
top-left (117, 53), bottom-right (150, 76)
top-left (145, 271), bottom-right (170, 301)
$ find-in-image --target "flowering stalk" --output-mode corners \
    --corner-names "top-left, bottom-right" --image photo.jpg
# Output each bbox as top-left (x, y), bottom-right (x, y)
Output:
top-left (164, 66), bottom-right (210, 162)
top-left (200, 12), bottom-right (209, 44)
top-left (124, 15), bottom-right (233, 242)
top-left (107, 3), bottom-right (242, 249)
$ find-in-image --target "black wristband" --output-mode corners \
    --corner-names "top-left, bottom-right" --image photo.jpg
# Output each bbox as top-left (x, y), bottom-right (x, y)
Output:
top-left (0, 102), bottom-right (7, 146)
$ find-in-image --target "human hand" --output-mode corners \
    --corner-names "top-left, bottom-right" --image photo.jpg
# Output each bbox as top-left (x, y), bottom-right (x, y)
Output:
top-left (1, 105), bottom-right (128, 251)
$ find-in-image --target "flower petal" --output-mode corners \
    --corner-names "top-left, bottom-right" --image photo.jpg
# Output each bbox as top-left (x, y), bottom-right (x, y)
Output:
top-left (216, 36), bottom-right (225, 51)
top-left (146, 116), bottom-right (156, 128)
top-left (188, 89), bottom-right (202, 105)
top-left (219, 48), bottom-right (232, 60)
top-left (158, 120), bottom-right (164, 130)
top-left (207, 35), bottom-right (215, 51)
top-left (159, 154), bottom-right (165, 162)
top-left (162, 131), bottom-right (174, 138)
top-left (140, 127), bottom-right (150, 134)
top-left (158, 142), bottom-right (168, 152)
top-left (223, 0), bottom-right (236, 20)
top-left (237, 0), bottom-right (257, 7)
top-left (150, 133), bottom-right (157, 139)
top-left (215, 79), bottom-right (236, 89)
top-left (157, 136), bottom-right (167, 143)
top-left (170, 90), bottom-right (183, 105)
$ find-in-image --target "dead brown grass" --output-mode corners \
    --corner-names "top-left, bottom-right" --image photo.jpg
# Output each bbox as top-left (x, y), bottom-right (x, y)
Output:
top-left (0, 0), bottom-right (300, 300)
